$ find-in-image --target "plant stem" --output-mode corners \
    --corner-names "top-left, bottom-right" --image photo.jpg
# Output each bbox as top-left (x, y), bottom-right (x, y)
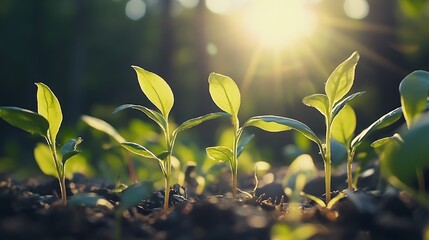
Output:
top-left (163, 123), bottom-right (172, 211)
top-left (346, 148), bottom-right (356, 189)
top-left (231, 118), bottom-right (240, 199)
top-left (46, 137), bottom-right (67, 205)
top-left (325, 116), bottom-right (332, 202)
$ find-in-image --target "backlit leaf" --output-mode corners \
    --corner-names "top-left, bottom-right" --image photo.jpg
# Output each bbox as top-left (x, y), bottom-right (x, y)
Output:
top-left (112, 104), bottom-right (166, 131)
top-left (36, 83), bottom-right (62, 143)
top-left (0, 107), bottom-right (49, 137)
top-left (399, 70), bottom-right (429, 128)
top-left (206, 146), bottom-right (233, 165)
top-left (81, 115), bottom-right (126, 143)
top-left (208, 73), bottom-right (241, 118)
top-left (325, 52), bottom-right (359, 106)
top-left (132, 66), bottom-right (174, 118)
top-left (332, 105), bottom-right (356, 145)
top-left (69, 194), bottom-right (114, 210)
top-left (173, 112), bottom-right (229, 136)
top-left (34, 143), bottom-right (58, 178)
top-left (121, 142), bottom-right (159, 160)
top-left (302, 94), bottom-right (329, 117)
top-left (351, 107), bottom-right (403, 148)
top-left (243, 115), bottom-right (322, 147)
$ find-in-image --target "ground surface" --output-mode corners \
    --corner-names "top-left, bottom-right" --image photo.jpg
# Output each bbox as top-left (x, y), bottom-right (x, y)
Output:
top-left (0, 173), bottom-right (427, 240)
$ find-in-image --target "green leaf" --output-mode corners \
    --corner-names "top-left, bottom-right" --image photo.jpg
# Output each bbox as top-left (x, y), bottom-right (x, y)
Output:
top-left (206, 146), bottom-right (233, 165)
top-left (112, 104), bottom-right (166, 131)
top-left (243, 115), bottom-right (322, 147)
top-left (34, 143), bottom-right (58, 178)
top-left (371, 134), bottom-right (403, 149)
top-left (121, 142), bottom-right (159, 160)
top-left (119, 182), bottom-right (153, 211)
top-left (351, 107), bottom-right (403, 148)
top-left (302, 94), bottom-right (329, 117)
top-left (81, 115), bottom-right (126, 143)
top-left (237, 134), bottom-right (254, 157)
top-left (36, 83), bottom-right (63, 143)
top-left (173, 112), bottom-right (230, 136)
top-left (380, 116), bottom-right (429, 195)
top-left (283, 154), bottom-right (317, 191)
top-left (0, 107), bottom-right (49, 137)
top-left (69, 194), bottom-right (114, 210)
top-left (61, 137), bottom-right (83, 164)
top-left (332, 91), bottom-right (365, 118)
top-left (332, 105), bottom-right (356, 145)
top-left (208, 73), bottom-right (241, 118)
top-left (132, 66), bottom-right (174, 118)
top-left (399, 70), bottom-right (429, 128)
top-left (157, 151), bottom-right (170, 160)
top-left (325, 52), bottom-right (360, 106)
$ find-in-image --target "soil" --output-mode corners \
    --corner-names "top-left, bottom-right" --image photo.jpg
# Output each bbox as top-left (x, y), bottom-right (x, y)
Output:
top-left (0, 171), bottom-right (427, 240)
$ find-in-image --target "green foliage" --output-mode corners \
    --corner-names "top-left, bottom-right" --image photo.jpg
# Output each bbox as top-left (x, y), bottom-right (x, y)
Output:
top-left (207, 73), bottom-right (321, 198)
top-left (132, 66), bottom-right (174, 118)
top-left (399, 70), bottom-right (429, 128)
top-left (0, 107), bottom-right (49, 137)
top-left (332, 105), bottom-right (356, 146)
top-left (271, 223), bottom-right (318, 240)
top-left (379, 116), bottom-right (429, 206)
top-left (111, 67), bottom-right (227, 210)
top-left (0, 83), bottom-right (82, 205)
top-left (303, 52), bottom-right (360, 201)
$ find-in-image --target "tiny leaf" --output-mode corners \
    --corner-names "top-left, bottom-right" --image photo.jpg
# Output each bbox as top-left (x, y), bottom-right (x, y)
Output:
top-left (208, 73), bottom-right (241, 118)
top-left (206, 146), bottom-right (233, 165)
top-left (36, 83), bottom-right (63, 143)
top-left (112, 104), bottom-right (166, 131)
top-left (399, 70), bottom-right (429, 128)
top-left (61, 137), bottom-right (83, 164)
top-left (237, 134), bottom-right (254, 157)
top-left (119, 182), bottom-right (152, 211)
top-left (173, 112), bottom-right (230, 136)
top-left (157, 151), bottom-right (170, 160)
top-left (332, 105), bottom-right (356, 145)
top-left (69, 194), bottom-right (114, 210)
top-left (34, 143), bottom-right (58, 178)
top-left (132, 66), bottom-right (174, 118)
top-left (121, 142), bottom-right (159, 160)
top-left (0, 107), bottom-right (49, 137)
top-left (332, 91), bottom-right (365, 119)
top-left (81, 115), bottom-right (126, 143)
top-left (325, 52), bottom-right (360, 106)
top-left (302, 94), bottom-right (329, 117)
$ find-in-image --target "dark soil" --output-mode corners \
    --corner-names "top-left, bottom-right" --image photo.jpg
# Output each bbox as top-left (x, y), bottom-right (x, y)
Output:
top-left (0, 172), bottom-right (427, 240)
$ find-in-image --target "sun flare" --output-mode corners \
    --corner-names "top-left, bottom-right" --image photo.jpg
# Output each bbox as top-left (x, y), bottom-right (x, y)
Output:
top-left (244, 0), bottom-right (318, 49)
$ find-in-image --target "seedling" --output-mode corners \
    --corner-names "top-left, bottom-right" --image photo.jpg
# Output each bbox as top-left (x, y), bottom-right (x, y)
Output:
top-left (0, 83), bottom-right (82, 205)
top-left (113, 66), bottom-right (227, 211)
top-left (207, 73), bottom-right (321, 199)
top-left (302, 51), bottom-right (361, 201)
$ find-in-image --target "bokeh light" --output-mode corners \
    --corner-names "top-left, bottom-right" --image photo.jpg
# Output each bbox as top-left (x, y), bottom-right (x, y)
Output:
top-left (178, 0), bottom-right (199, 9)
top-left (344, 0), bottom-right (370, 19)
top-left (205, 0), bottom-right (236, 14)
top-left (125, 0), bottom-right (146, 21)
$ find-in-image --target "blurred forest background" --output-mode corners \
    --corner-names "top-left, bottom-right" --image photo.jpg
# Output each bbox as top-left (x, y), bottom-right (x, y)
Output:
top-left (1, 0), bottom-right (429, 181)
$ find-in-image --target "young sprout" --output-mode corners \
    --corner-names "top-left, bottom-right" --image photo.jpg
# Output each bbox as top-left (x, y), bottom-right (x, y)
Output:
top-left (207, 73), bottom-right (321, 199)
top-left (303, 51), bottom-right (361, 201)
top-left (113, 66), bottom-right (227, 211)
top-left (0, 83), bottom-right (82, 205)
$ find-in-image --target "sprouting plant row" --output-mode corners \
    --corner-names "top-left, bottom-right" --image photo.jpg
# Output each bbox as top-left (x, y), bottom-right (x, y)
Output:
top-left (1, 52), bottom-right (429, 210)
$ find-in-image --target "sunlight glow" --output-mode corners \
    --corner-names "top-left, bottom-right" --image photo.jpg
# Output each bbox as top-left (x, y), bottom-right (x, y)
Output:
top-left (244, 0), bottom-right (318, 49)
top-left (344, 0), bottom-right (369, 19)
